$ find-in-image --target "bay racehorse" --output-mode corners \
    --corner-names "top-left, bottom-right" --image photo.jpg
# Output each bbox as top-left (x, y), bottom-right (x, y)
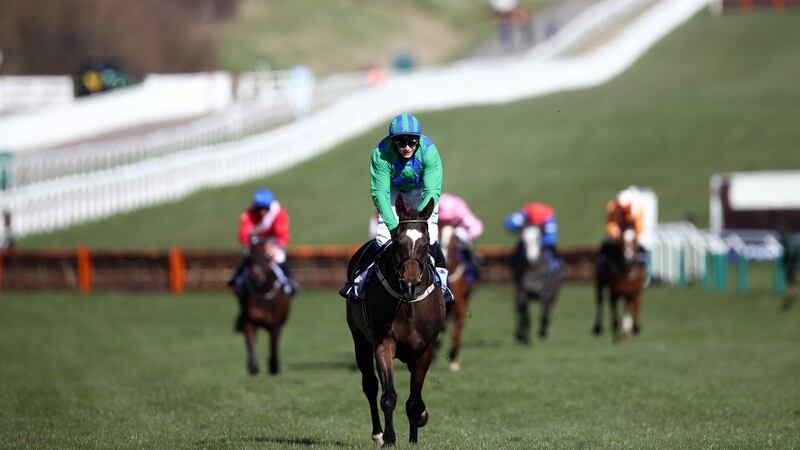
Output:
top-left (234, 238), bottom-right (292, 375)
top-left (346, 196), bottom-right (446, 447)
top-left (509, 224), bottom-right (562, 345)
top-left (438, 221), bottom-right (477, 371)
top-left (593, 222), bottom-right (646, 342)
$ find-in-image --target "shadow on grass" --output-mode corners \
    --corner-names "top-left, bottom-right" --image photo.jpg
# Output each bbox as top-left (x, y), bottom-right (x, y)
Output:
top-left (199, 436), bottom-right (350, 447)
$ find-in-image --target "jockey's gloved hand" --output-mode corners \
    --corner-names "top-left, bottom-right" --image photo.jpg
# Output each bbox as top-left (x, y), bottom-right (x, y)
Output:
top-left (249, 234), bottom-right (260, 246)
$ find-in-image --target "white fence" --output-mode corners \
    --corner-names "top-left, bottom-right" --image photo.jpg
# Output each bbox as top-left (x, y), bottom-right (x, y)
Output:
top-left (650, 222), bottom-right (729, 284)
top-left (0, 76), bottom-right (74, 115)
top-left (0, 0), bottom-right (709, 241)
top-left (7, 70), bottom-right (373, 187)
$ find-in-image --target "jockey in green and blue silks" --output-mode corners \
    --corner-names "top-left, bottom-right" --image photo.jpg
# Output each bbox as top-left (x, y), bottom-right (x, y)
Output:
top-left (370, 113), bottom-right (442, 246)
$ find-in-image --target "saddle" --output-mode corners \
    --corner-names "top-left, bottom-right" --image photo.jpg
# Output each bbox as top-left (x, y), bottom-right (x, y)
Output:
top-left (234, 264), bottom-right (292, 300)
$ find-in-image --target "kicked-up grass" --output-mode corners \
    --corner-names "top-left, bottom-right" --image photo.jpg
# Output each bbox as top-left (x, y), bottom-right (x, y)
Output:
top-left (1, 278), bottom-right (798, 448)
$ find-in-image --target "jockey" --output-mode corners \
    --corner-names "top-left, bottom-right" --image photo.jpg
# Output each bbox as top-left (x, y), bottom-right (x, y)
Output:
top-left (438, 192), bottom-right (483, 280)
top-left (504, 202), bottom-right (560, 271)
top-left (340, 113), bottom-right (453, 303)
top-left (604, 188), bottom-right (647, 262)
top-left (606, 190), bottom-right (644, 241)
top-left (227, 188), bottom-right (297, 296)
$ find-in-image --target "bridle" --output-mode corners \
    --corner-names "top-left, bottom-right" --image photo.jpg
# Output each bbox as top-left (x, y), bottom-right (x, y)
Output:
top-left (376, 218), bottom-right (436, 303)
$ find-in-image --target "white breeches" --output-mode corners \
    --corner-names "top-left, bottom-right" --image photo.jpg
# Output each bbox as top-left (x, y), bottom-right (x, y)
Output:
top-left (375, 188), bottom-right (439, 246)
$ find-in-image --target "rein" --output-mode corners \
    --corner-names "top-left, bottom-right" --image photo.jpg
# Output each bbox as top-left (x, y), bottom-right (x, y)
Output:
top-left (375, 265), bottom-right (437, 303)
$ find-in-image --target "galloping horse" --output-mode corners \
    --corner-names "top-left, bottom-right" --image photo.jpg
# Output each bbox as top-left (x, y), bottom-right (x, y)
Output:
top-left (510, 225), bottom-right (562, 345)
top-left (593, 221), bottom-right (646, 342)
top-left (438, 221), bottom-right (477, 371)
top-left (234, 238), bottom-right (292, 375)
top-left (346, 196), bottom-right (446, 447)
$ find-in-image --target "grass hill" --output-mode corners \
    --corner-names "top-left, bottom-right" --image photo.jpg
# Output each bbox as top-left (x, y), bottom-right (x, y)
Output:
top-left (20, 9), bottom-right (800, 250)
top-left (216, 0), bottom-right (553, 74)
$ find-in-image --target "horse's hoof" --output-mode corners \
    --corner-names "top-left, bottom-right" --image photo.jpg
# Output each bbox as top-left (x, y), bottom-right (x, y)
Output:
top-left (592, 324), bottom-right (602, 336)
top-left (269, 361), bottom-right (279, 376)
top-left (633, 323), bottom-right (641, 335)
top-left (418, 410), bottom-right (429, 428)
top-left (371, 432), bottom-right (384, 445)
top-left (448, 360), bottom-right (461, 372)
top-left (248, 366), bottom-right (259, 376)
top-left (538, 329), bottom-right (547, 339)
top-left (381, 441), bottom-right (395, 448)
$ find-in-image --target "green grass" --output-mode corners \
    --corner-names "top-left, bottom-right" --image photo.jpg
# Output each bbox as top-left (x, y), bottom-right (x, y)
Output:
top-left (19, 10), bottom-right (800, 250)
top-left (1, 280), bottom-right (798, 448)
top-left (215, 0), bottom-right (552, 74)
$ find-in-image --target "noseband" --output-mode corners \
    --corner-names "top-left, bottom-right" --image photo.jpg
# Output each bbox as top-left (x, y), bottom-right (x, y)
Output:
top-left (376, 218), bottom-right (436, 303)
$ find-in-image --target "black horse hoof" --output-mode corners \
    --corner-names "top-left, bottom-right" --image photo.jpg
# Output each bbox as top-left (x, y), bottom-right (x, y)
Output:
top-left (248, 365), bottom-right (259, 376)
top-left (269, 360), bottom-right (279, 375)
top-left (538, 329), bottom-right (547, 339)
top-left (592, 324), bottom-right (602, 336)
top-left (632, 323), bottom-right (641, 335)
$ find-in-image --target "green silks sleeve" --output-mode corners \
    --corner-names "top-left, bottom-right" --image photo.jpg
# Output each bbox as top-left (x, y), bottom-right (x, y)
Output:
top-left (419, 144), bottom-right (442, 212)
top-left (370, 147), bottom-right (398, 230)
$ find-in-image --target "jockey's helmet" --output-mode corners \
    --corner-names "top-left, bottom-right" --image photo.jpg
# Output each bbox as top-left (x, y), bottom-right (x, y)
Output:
top-left (252, 189), bottom-right (274, 210)
top-left (388, 113), bottom-right (422, 138)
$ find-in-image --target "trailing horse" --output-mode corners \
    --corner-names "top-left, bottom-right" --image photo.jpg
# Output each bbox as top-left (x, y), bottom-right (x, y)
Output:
top-left (345, 196), bottom-right (446, 447)
top-left (438, 221), bottom-right (478, 371)
top-left (233, 238), bottom-right (292, 375)
top-left (593, 223), bottom-right (646, 342)
top-left (509, 225), bottom-right (562, 345)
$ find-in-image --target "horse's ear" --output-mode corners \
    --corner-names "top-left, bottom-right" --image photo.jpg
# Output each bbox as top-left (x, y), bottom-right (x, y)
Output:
top-left (395, 195), bottom-right (407, 218)
top-left (420, 198), bottom-right (435, 220)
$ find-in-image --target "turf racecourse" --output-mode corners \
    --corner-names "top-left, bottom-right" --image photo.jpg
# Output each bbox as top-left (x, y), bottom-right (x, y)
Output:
top-left (1, 281), bottom-right (798, 449)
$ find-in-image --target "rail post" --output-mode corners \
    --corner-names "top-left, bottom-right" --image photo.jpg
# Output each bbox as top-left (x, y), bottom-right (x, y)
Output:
top-left (169, 247), bottom-right (186, 295)
top-left (77, 245), bottom-right (93, 294)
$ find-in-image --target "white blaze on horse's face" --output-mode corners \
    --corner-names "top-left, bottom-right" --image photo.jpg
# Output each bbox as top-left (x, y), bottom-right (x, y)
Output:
top-left (405, 229), bottom-right (424, 253)
top-left (623, 228), bottom-right (636, 261)
top-left (523, 226), bottom-right (542, 262)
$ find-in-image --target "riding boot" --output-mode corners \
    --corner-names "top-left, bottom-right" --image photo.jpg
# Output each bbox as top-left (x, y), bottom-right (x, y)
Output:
top-left (339, 240), bottom-right (381, 300)
top-left (278, 262), bottom-right (299, 297)
top-left (227, 255), bottom-right (249, 287)
top-left (431, 242), bottom-right (454, 304)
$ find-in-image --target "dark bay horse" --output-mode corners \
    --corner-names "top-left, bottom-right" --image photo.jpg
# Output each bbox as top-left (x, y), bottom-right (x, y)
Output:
top-left (346, 196), bottom-right (446, 447)
top-left (438, 221), bottom-right (477, 372)
top-left (593, 223), bottom-right (646, 342)
top-left (510, 225), bottom-right (562, 345)
top-left (234, 238), bottom-right (292, 375)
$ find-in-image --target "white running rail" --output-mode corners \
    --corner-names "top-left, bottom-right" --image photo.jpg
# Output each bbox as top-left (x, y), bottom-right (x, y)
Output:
top-left (0, 0), bottom-right (709, 240)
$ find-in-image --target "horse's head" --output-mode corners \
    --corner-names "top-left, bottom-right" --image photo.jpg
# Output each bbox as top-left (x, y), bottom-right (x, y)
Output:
top-left (521, 225), bottom-right (543, 263)
top-left (248, 237), bottom-right (275, 288)
top-left (616, 222), bottom-right (638, 266)
top-left (392, 196), bottom-right (434, 299)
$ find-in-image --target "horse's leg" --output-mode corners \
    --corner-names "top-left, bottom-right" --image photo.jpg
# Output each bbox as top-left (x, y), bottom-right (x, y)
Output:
top-left (631, 292), bottom-right (642, 335)
top-left (539, 293), bottom-right (553, 339)
top-left (406, 345), bottom-right (434, 444)
top-left (243, 321), bottom-right (258, 376)
top-left (610, 292), bottom-right (621, 343)
top-left (593, 281), bottom-right (604, 335)
top-left (514, 289), bottom-right (530, 345)
top-left (375, 338), bottom-right (398, 447)
top-left (352, 330), bottom-right (383, 444)
top-left (267, 327), bottom-right (281, 375)
top-left (448, 293), bottom-right (466, 371)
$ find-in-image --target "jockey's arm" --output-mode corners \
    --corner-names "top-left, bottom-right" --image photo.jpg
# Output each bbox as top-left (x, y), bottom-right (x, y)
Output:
top-left (504, 210), bottom-right (526, 233)
top-left (461, 211), bottom-right (484, 241)
top-left (370, 148), bottom-right (397, 230)
top-left (419, 144), bottom-right (442, 212)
